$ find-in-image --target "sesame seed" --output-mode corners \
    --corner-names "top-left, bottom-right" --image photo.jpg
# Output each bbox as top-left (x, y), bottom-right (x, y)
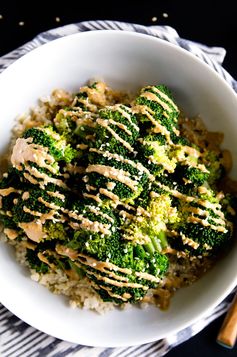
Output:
top-left (151, 16), bottom-right (157, 22)
top-left (163, 12), bottom-right (168, 18)
top-left (55, 17), bottom-right (61, 22)
top-left (18, 21), bottom-right (25, 26)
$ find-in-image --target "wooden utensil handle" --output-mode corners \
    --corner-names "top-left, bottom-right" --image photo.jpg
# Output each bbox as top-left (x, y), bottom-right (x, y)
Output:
top-left (217, 294), bottom-right (237, 348)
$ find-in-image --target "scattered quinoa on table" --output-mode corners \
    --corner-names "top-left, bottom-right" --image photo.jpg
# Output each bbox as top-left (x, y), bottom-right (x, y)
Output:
top-left (0, 80), bottom-right (236, 313)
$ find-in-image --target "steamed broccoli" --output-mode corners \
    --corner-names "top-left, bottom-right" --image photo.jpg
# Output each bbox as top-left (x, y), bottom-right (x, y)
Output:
top-left (1, 81), bottom-right (236, 309)
top-left (95, 104), bottom-right (139, 156)
top-left (134, 85), bottom-right (179, 134)
top-left (63, 229), bottom-right (168, 303)
top-left (83, 149), bottom-right (149, 204)
top-left (52, 199), bottom-right (169, 303)
top-left (136, 134), bottom-right (177, 176)
top-left (23, 126), bottom-right (77, 163)
top-left (167, 185), bottom-right (235, 256)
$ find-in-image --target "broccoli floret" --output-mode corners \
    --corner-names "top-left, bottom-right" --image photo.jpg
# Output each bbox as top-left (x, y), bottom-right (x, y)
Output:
top-left (43, 221), bottom-right (69, 240)
top-left (123, 193), bottom-right (179, 251)
top-left (23, 126), bottom-right (77, 163)
top-left (89, 247), bottom-right (169, 304)
top-left (95, 104), bottom-right (139, 156)
top-left (25, 240), bottom-right (73, 274)
top-left (167, 186), bottom-right (235, 256)
top-left (135, 85), bottom-right (179, 133)
top-left (54, 110), bottom-right (77, 141)
top-left (66, 230), bottom-right (169, 303)
top-left (173, 164), bottom-right (209, 187)
top-left (83, 149), bottom-right (148, 204)
top-left (137, 134), bottom-right (177, 176)
top-left (56, 199), bottom-right (169, 304)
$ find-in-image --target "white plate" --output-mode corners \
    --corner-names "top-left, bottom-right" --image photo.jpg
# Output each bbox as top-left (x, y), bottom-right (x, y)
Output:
top-left (0, 30), bottom-right (237, 347)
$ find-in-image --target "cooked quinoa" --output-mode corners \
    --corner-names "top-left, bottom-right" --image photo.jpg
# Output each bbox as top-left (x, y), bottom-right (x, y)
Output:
top-left (0, 80), bottom-right (236, 313)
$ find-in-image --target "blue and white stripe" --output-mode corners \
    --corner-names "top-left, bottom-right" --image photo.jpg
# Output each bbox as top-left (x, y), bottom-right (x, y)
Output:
top-left (0, 20), bottom-right (237, 357)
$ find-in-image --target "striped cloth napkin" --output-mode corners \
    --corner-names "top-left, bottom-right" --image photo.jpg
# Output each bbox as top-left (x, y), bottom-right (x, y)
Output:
top-left (0, 20), bottom-right (237, 357)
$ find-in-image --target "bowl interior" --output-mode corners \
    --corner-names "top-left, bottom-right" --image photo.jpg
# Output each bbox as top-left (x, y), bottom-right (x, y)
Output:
top-left (0, 30), bottom-right (237, 347)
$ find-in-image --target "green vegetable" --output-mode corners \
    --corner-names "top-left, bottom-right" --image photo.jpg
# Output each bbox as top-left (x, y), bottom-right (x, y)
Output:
top-left (0, 82), bottom-right (236, 307)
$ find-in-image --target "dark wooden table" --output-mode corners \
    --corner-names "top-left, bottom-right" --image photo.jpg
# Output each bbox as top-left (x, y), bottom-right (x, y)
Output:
top-left (0, 1), bottom-right (236, 356)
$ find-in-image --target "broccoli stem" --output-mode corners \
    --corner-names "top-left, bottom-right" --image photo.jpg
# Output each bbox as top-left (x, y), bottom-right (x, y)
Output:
top-left (144, 231), bottom-right (167, 255)
top-left (158, 231), bottom-right (168, 248)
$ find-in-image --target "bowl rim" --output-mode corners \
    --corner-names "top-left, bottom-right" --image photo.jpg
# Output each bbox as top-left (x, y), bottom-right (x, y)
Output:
top-left (0, 29), bottom-right (237, 347)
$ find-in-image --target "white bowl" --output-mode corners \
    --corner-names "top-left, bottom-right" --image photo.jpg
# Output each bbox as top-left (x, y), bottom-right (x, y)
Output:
top-left (0, 30), bottom-right (237, 347)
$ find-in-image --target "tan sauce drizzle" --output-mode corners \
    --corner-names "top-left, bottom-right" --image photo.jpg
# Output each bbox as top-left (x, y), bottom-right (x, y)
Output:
top-left (92, 282), bottom-right (129, 302)
top-left (38, 197), bottom-right (61, 211)
top-left (87, 206), bottom-right (114, 223)
top-left (178, 145), bottom-right (201, 159)
top-left (55, 245), bottom-right (78, 260)
top-left (135, 271), bottom-right (160, 283)
top-left (0, 187), bottom-right (19, 196)
top-left (96, 118), bottom-right (134, 152)
top-left (11, 137), bottom-right (58, 174)
top-left (134, 105), bottom-right (172, 144)
top-left (141, 91), bottom-right (172, 112)
top-left (89, 148), bottom-right (155, 181)
top-left (136, 206), bottom-right (150, 217)
top-left (76, 97), bottom-right (97, 112)
top-left (108, 118), bottom-right (132, 136)
top-left (86, 164), bottom-right (138, 191)
top-left (3, 228), bottom-right (18, 240)
top-left (66, 210), bottom-right (111, 235)
top-left (152, 183), bottom-right (224, 218)
top-left (77, 143), bottom-right (89, 150)
top-left (23, 172), bottom-right (39, 185)
top-left (182, 160), bottom-right (209, 173)
top-left (198, 186), bottom-right (209, 194)
top-left (115, 104), bottom-right (140, 131)
top-left (83, 192), bottom-right (102, 203)
top-left (119, 210), bottom-right (135, 220)
top-left (180, 232), bottom-right (200, 249)
top-left (23, 206), bottom-right (56, 221)
top-left (183, 206), bottom-right (226, 226)
top-left (148, 86), bottom-right (179, 112)
top-left (86, 269), bottom-right (149, 290)
top-left (99, 188), bottom-right (120, 202)
top-left (76, 260), bottom-right (129, 282)
top-left (19, 221), bottom-right (45, 242)
top-left (24, 165), bottom-right (67, 189)
top-left (86, 185), bottom-right (97, 192)
top-left (106, 181), bottom-right (116, 190)
top-left (37, 252), bottom-right (56, 270)
top-left (47, 191), bottom-right (65, 201)
top-left (22, 191), bottom-right (30, 200)
top-left (187, 216), bottom-right (227, 232)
